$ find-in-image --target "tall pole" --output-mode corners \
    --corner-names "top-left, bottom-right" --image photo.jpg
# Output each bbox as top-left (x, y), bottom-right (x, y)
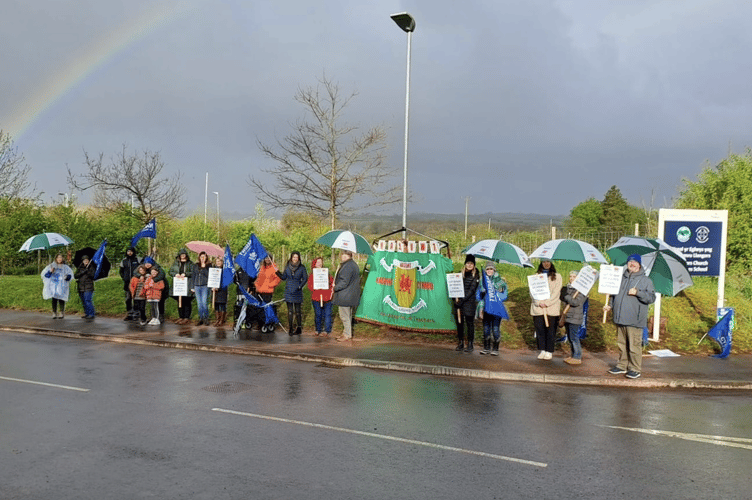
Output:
top-left (204, 173), bottom-right (209, 225)
top-left (213, 191), bottom-right (220, 241)
top-left (464, 196), bottom-right (470, 240)
top-left (401, 29), bottom-right (412, 239)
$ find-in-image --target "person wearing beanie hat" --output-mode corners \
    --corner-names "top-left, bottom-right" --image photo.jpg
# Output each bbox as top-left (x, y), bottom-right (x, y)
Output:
top-left (603, 253), bottom-right (655, 379)
top-left (560, 269), bottom-right (588, 365)
top-left (119, 246), bottom-right (142, 321)
top-left (476, 260), bottom-right (508, 355)
top-left (455, 255), bottom-right (480, 352)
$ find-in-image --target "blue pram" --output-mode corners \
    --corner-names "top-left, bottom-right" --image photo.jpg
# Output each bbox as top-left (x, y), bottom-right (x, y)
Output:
top-left (233, 288), bottom-right (282, 336)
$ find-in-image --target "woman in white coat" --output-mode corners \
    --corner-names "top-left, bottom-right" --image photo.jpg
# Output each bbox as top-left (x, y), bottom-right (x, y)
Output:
top-left (41, 253), bottom-right (74, 319)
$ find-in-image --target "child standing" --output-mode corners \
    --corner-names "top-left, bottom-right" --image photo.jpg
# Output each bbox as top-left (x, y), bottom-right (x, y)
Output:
top-left (145, 267), bottom-right (165, 325)
top-left (477, 261), bottom-right (509, 355)
top-left (129, 265), bottom-right (149, 325)
top-left (212, 256), bottom-right (229, 326)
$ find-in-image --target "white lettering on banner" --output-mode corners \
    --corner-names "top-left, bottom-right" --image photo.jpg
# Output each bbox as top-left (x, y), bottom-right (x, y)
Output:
top-left (379, 258), bottom-right (436, 275)
top-left (383, 296), bottom-right (427, 314)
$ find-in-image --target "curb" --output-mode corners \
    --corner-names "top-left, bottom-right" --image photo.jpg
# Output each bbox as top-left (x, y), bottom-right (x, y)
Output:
top-left (3, 325), bottom-right (751, 390)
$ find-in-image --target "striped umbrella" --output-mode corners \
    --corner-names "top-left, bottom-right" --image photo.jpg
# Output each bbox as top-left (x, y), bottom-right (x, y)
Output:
top-left (529, 239), bottom-right (608, 263)
top-left (316, 230), bottom-right (373, 255)
top-left (19, 232), bottom-right (74, 252)
top-left (606, 236), bottom-right (693, 296)
top-left (461, 239), bottom-right (532, 267)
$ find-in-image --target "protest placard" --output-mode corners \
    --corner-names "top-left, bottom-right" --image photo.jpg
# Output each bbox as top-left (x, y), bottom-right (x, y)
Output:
top-left (598, 265), bottom-right (623, 295)
top-left (172, 276), bottom-right (189, 296)
top-left (572, 265), bottom-right (599, 295)
top-left (446, 273), bottom-right (465, 298)
top-left (313, 268), bottom-right (330, 290)
top-left (527, 273), bottom-right (551, 300)
top-left (207, 268), bottom-right (222, 289)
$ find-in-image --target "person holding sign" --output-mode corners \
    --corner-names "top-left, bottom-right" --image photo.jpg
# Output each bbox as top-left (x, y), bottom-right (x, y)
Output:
top-left (191, 251), bottom-right (212, 326)
top-left (168, 249), bottom-right (193, 324)
top-left (529, 258), bottom-right (562, 360)
top-left (560, 270), bottom-right (588, 365)
top-left (307, 257), bottom-right (334, 336)
top-left (603, 254), bottom-right (655, 379)
top-left (212, 256), bottom-right (229, 326)
top-left (476, 261), bottom-right (508, 356)
top-left (455, 255), bottom-right (480, 352)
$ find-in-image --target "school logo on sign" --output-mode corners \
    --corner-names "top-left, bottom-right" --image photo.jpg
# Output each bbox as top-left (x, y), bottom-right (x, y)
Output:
top-left (676, 226), bottom-right (691, 243)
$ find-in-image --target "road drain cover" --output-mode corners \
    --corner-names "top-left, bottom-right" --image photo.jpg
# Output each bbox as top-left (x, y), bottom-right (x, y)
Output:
top-left (202, 381), bottom-right (253, 394)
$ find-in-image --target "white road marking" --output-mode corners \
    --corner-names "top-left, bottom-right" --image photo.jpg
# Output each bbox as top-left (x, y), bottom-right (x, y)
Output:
top-left (603, 425), bottom-right (752, 451)
top-left (0, 375), bottom-right (90, 392)
top-left (212, 407), bottom-right (547, 467)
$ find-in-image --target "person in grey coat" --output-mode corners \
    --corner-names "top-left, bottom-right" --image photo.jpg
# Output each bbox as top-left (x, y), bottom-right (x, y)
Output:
top-left (560, 270), bottom-right (588, 365)
top-left (332, 250), bottom-right (361, 341)
top-left (603, 254), bottom-right (656, 379)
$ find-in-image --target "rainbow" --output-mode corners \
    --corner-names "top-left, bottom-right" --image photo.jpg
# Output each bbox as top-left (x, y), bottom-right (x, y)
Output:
top-left (5, 2), bottom-right (193, 141)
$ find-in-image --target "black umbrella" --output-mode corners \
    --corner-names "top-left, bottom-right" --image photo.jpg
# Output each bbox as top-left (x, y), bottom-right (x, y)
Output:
top-left (73, 247), bottom-right (111, 280)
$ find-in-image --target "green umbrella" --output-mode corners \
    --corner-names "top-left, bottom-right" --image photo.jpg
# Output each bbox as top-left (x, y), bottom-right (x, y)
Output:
top-left (19, 232), bottom-right (74, 252)
top-left (316, 230), bottom-right (373, 255)
top-left (529, 238), bottom-right (608, 263)
top-left (461, 239), bottom-right (532, 267)
top-left (606, 236), bottom-right (693, 296)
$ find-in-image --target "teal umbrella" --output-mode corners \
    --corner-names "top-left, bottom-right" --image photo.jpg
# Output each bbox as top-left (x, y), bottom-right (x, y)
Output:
top-left (461, 239), bottom-right (532, 267)
top-left (19, 232), bottom-right (74, 252)
top-left (529, 238), bottom-right (608, 263)
top-left (316, 230), bottom-right (373, 255)
top-left (606, 236), bottom-right (693, 296)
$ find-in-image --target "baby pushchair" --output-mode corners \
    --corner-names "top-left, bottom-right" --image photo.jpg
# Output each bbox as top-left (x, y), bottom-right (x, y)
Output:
top-left (233, 289), bottom-right (283, 336)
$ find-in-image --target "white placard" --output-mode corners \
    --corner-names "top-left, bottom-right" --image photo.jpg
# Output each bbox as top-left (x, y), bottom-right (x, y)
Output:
top-left (207, 268), bottom-right (222, 288)
top-left (527, 274), bottom-right (551, 300)
top-left (387, 240), bottom-right (396, 252)
top-left (572, 265), bottom-right (599, 296)
top-left (418, 241), bottom-right (428, 253)
top-left (377, 240), bottom-right (387, 251)
top-left (313, 268), bottom-right (330, 290)
top-left (407, 241), bottom-right (417, 253)
top-left (172, 276), bottom-right (189, 296)
top-left (397, 240), bottom-right (406, 252)
top-left (598, 264), bottom-right (623, 295)
top-left (429, 241), bottom-right (440, 254)
top-left (446, 273), bottom-right (465, 298)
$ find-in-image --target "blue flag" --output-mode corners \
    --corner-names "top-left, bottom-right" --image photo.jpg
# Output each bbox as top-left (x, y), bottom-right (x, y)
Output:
top-left (130, 218), bottom-right (157, 248)
top-left (708, 310), bottom-right (733, 358)
top-left (92, 239), bottom-right (107, 280)
top-left (221, 245), bottom-right (235, 288)
top-left (235, 234), bottom-right (267, 279)
top-left (577, 298), bottom-right (589, 340)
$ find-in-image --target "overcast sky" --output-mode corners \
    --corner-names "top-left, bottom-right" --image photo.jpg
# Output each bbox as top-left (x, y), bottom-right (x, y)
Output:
top-left (2, 0), bottom-right (751, 219)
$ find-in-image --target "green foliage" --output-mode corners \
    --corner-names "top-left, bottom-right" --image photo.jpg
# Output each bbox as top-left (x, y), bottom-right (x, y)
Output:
top-left (676, 150), bottom-right (752, 270)
top-left (567, 197), bottom-right (603, 231)
top-left (0, 197), bottom-right (47, 273)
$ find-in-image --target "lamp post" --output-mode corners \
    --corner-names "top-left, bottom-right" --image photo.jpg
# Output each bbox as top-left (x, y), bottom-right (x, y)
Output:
top-left (213, 191), bottom-right (220, 241)
top-left (391, 12), bottom-right (415, 238)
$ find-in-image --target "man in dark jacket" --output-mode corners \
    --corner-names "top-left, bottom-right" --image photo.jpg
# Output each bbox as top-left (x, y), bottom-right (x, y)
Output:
top-left (603, 254), bottom-right (656, 379)
top-left (119, 247), bottom-right (141, 321)
top-left (332, 250), bottom-right (361, 341)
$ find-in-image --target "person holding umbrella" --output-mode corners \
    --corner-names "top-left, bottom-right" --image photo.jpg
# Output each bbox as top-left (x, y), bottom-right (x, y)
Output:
top-left (332, 250), bottom-right (361, 342)
top-left (529, 258), bottom-right (562, 360)
top-left (41, 253), bottom-right (74, 319)
top-left (74, 255), bottom-right (96, 319)
top-left (603, 254), bottom-right (655, 379)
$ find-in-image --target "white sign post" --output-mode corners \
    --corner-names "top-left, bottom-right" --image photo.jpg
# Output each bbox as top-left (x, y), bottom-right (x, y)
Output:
top-left (207, 268), bottom-right (222, 307)
top-left (527, 274), bottom-right (551, 327)
top-left (313, 268), bottom-right (330, 307)
top-left (598, 264), bottom-right (623, 323)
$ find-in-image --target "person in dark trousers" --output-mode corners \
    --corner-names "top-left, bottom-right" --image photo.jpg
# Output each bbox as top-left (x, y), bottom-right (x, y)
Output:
top-left (560, 270), bottom-right (588, 365)
top-left (455, 254), bottom-right (480, 352)
top-left (74, 255), bottom-right (96, 319)
top-left (477, 260), bottom-right (509, 355)
top-left (603, 254), bottom-right (656, 379)
top-left (129, 265), bottom-right (149, 325)
top-left (119, 246), bottom-right (141, 321)
top-left (530, 258), bottom-right (562, 360)
top-left (307, 256), bottom-right (334, 336)
top-left (276, 251), bottom-right (308, 336)
top-left (191, 251), bottom-right (211, 326)
top-left (212, 256), bottom-right (229, 326)
top-left (168, 249), bottom-right (193, 324)
top-left (332, 250), bottom-right (361, 342)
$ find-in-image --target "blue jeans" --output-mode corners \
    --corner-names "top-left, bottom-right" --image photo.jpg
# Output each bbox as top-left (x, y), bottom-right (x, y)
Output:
top-left (566, 322), bottom-right (582, 359)
top-left (312, 300), bottom-right (332, 333)
top-left (79, 291), bottom-right (95, 317)
top-left (194, 286), bottom-right (209, 319)
top-left (483, 314), bottom-right (501, 342)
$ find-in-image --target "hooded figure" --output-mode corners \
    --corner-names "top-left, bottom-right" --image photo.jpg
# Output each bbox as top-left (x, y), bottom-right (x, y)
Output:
top-left (119, 246), bottom-right (141, 320)
top-left (169, 248), bottom-right (194, 323)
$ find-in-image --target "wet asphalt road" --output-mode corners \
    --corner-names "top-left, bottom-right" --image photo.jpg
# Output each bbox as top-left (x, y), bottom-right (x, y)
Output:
top-left (2, 331), bottom-right (752, 500)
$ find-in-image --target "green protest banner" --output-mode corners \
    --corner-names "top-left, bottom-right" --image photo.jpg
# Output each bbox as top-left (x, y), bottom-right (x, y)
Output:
top-left (355, 250), bottom-right (456, 332)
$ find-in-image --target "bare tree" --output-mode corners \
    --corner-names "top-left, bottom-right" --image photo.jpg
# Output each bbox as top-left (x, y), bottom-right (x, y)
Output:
top-left (67, 145), bottom-right (186, 222)
top-left (251, 75), bottom-right (401, 229)
top-left (0, 130), bottom-right (33, 199)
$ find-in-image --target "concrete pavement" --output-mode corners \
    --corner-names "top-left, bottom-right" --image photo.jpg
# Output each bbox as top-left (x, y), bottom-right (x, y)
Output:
top-left (1, 309), bottom-right (750, 390)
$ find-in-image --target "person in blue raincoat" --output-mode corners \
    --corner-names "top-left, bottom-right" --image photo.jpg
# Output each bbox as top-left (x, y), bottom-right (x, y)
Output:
top-left (41, 253), bottom-right (74, 319)
top-left (476, 260), bottom-right (509, 356)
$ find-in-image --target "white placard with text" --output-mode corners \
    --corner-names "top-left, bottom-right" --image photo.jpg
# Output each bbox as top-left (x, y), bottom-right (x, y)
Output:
top-left (572, 265), bottom-right (599, 296)
top-left (446, 273), bottom-right (465, 298)
top-left (527, 274), bottom-right (551, 300)
top-left (207, 268), bottom-right (222, 289)
top-left (173, 276), bottom-right (189, 296)
top-left (313, 268), bottom-right (330, 290)
top-left (598, 265), bottom-right (623, 295)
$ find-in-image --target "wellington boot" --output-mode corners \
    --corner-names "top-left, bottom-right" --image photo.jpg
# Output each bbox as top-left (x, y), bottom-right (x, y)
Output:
top-left (491, 341), bottom-right (500, 356)
top-left (464, 340), bottom-right (474, 353)
top-left (479, 339), bottom-right (491, 355)
top-left (455, 342), bottom-right (464, 351)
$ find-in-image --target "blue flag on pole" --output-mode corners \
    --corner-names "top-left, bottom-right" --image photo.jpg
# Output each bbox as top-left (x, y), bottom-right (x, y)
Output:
top-left (221, 245), bottom-right (235, 288)
top-left (707, 310), bottom-right (733, 358)
top-left (92, 239), bottom-right (107, 280)
top-left (130, 218), bottom-right (157, 247)
top-left (235, 234), bottom-right (267, 279)
top-left (577, 298), bottom-right (589, 340)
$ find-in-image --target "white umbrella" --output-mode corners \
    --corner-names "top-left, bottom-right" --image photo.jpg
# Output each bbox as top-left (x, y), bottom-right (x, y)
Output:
top-left (461, 239), bottom-right (532, 267)
top-left (19, 232), bottom-right (74, 252)
top-left (529, 239), bottom-right (608, 263)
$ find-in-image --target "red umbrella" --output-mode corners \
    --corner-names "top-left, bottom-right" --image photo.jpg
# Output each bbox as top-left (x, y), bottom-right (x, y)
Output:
top-left (185, 241), bottom-right (224, 257)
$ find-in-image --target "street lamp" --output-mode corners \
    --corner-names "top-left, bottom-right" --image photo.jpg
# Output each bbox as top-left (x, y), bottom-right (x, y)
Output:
top-left (213, 191), bottom-right (220, 241)
top-left (391, 12), bottom-right (415, 238)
